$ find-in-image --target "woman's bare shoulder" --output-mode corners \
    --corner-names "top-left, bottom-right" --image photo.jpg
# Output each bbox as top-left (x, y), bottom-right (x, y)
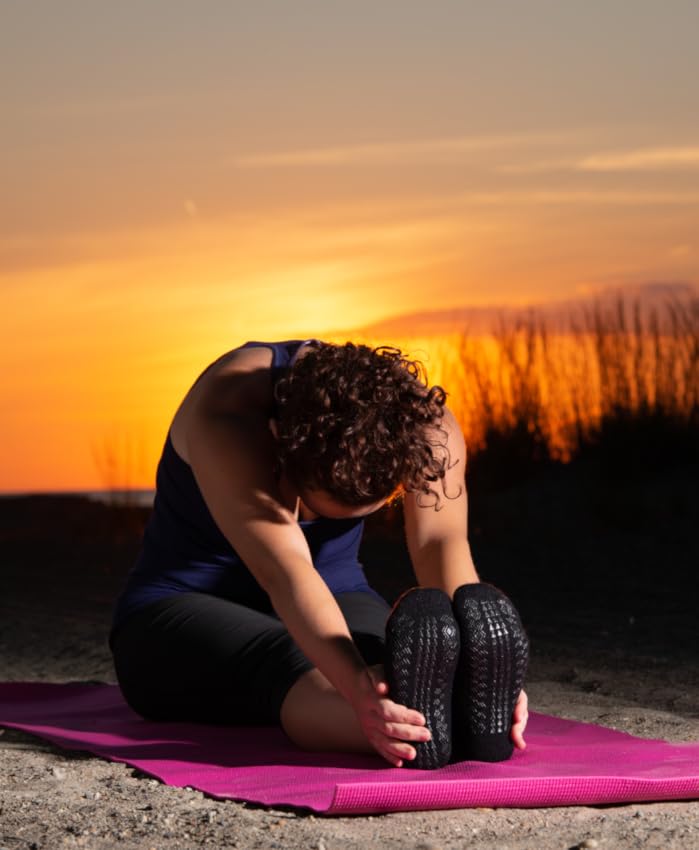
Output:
top-left (211, 344), bottom-right (277, 379)
top-left (170, 344), bottom-right (275, 460)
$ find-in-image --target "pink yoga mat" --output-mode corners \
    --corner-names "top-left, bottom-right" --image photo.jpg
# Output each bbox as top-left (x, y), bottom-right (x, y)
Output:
top-left (1, 683), bottom-right (697, 814)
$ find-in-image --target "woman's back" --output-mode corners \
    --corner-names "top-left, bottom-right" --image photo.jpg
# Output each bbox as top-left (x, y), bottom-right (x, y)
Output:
top-left (110, 340), bottom-right (373, 633)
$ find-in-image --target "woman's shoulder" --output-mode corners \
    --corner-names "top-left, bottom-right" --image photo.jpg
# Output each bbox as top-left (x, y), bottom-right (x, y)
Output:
top-left (204, 342), bottom-right (277, 378)
top-left (169, 343), bottom-right (278, 460)
top-left (196, 339), bottom-right (315, 381)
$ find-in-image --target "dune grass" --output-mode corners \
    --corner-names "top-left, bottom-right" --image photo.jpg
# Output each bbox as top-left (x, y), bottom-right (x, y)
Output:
top-left (440, 294), bottom-right (699, 486)
top-left (93, 293), bottom-right (698, 497)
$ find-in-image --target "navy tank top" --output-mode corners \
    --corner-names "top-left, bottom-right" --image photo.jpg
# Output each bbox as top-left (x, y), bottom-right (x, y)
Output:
top-left (111, 340), bottom-right (378, 632)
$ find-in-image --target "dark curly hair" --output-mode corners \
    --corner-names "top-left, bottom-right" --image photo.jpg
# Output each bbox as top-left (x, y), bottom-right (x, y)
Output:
top-left (273, 341), bottom-right (455, 508)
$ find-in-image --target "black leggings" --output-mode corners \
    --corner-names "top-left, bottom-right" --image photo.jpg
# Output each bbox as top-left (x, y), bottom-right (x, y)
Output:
top-left (110, 590), bottom-right (390, 726)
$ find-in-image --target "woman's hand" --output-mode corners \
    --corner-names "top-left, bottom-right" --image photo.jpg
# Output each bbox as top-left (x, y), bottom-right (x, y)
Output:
top-left (511, 688), bottom-right (529, 750)
top-left (352, 666), bottom-right (432, 767)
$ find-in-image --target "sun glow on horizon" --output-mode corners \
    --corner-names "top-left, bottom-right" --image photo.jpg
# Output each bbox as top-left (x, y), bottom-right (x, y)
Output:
top-left (3, 3), bottom-right (699, 492)
top-left (5, 292), bottom-right (696, 494)
top-left (3, 187), bottom-right (698, 493)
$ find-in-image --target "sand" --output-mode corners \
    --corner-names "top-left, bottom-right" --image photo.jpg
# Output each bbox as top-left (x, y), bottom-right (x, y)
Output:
top-left (1, 480), bottom-right (697, 850)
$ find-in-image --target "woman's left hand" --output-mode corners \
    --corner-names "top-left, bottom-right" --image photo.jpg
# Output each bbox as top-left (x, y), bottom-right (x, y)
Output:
top-left (511, 689), bottom-right (529, 750)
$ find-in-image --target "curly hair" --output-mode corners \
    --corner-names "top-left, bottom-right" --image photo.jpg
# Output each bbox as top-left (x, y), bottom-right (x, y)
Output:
top-left (273, 341), bottom-right (454, 508)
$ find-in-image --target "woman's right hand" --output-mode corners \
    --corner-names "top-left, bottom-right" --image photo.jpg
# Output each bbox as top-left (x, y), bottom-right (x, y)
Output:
top-left (352, 666), bottom-right (431, 767)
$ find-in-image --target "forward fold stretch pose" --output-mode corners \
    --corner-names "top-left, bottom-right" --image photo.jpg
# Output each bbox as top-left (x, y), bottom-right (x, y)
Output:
top-left (110, 340), bottom-right (529, 769)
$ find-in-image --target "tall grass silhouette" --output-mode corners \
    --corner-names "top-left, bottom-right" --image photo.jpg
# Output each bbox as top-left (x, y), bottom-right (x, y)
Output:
top-left (90, 429), bottom-right (149, 506)
top-left (455, 295), bottom-right (699, 483)
top-left (348, 293), bottom-right (698, 485)
top-left (91, 295), bottom-right (697, 501)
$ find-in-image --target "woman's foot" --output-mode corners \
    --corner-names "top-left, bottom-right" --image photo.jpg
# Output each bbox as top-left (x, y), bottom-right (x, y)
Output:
top-left (451, 582), bottom-right (529, 762)
top-left (384, 587), bottom-right (460, 769)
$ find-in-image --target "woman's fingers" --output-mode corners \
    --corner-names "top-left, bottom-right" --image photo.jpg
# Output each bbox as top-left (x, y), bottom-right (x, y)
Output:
top-left (364, 707), bottom-right (430, 745)
top-left (373, 680), bottom-right (389, 696)
top-left (383, 739), bottom-right (417, 764)
top-left (358, 691), bottom-right (431, 766)
top-left (366, 673), bottom-right (530, 763)
top-left (376, 697), bottom-right (426, 728)
top-left (511, 689), bottom-right (529, 750)
top-left (368, 666), bottom-right (426, 724)
top-left (359, 674), bottom-right (432, 766)
top-left (369, 732), bottom-right (420, 766)
top-left (382, 720), bottom-right (432, 742)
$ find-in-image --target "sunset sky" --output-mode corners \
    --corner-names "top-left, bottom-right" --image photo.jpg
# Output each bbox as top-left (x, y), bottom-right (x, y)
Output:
top-left (2, 1), bottom-right (698, 492)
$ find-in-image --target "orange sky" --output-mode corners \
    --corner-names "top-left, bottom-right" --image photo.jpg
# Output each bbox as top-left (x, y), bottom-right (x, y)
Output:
top-left (2, 4), bottom-right (698, 492)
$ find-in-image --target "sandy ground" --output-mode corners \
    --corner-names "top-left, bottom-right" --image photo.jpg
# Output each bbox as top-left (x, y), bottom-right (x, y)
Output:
top-left (1, 479), bottom-right (698, 850)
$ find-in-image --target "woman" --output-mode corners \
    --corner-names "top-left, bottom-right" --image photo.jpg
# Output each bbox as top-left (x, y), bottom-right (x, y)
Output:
top-left (110, 339), bottom-right (529, 769)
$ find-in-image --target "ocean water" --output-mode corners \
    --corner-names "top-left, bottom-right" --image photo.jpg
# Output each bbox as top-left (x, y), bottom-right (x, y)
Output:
top-left (0, 489), bottom-right (156, 508)
top-left (84, 489), bottom-right (156, 508)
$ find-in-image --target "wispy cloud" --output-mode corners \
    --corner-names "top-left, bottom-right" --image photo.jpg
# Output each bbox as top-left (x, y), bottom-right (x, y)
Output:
top-left (230, 132), bottom-right (573, 168)
top-left (4, 186), bottom-right (698, 277)
top-left (577, 146), bottom-right (699, 171)
top-left (326, 189), bottom-right (699, 214)
top-left (255, 137), bottom-right (699, 174)
top-left (496, 159), bottom-right (576, 174)
top-left (435, 189), bottom-right (699, 208)
top-left (497, 145), bottom-right (699, 174)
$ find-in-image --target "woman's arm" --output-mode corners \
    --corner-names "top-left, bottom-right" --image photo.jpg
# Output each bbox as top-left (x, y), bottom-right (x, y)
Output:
top-left (184, 365), bottom-right (427, 763)
top-left (403, 407), bottom-right (480, 595)
top-left (404, 407), bottom-right (529, 750)
top-left (186, 390), bottom-right (367, 701)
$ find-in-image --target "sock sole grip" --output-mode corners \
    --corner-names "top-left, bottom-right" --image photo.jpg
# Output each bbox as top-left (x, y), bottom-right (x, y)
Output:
top-left (451, 583), bottom-right (530, 763)
top-left (385, 588), bottom-right (460, 770)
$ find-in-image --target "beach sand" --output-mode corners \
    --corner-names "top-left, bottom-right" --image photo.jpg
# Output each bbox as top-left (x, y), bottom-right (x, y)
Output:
top-left (1, 476), bottom-right (697, 850)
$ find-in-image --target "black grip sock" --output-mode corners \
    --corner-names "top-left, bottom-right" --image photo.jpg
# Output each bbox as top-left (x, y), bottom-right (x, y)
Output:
top-left (385, 587), bottom-right (460, 770)
top-left (451, 582), bottom-right (529, 763)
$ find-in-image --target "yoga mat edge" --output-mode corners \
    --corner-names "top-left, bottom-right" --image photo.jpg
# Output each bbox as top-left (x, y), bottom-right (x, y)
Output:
top-left (1, 682), bottom-right (698, 815)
